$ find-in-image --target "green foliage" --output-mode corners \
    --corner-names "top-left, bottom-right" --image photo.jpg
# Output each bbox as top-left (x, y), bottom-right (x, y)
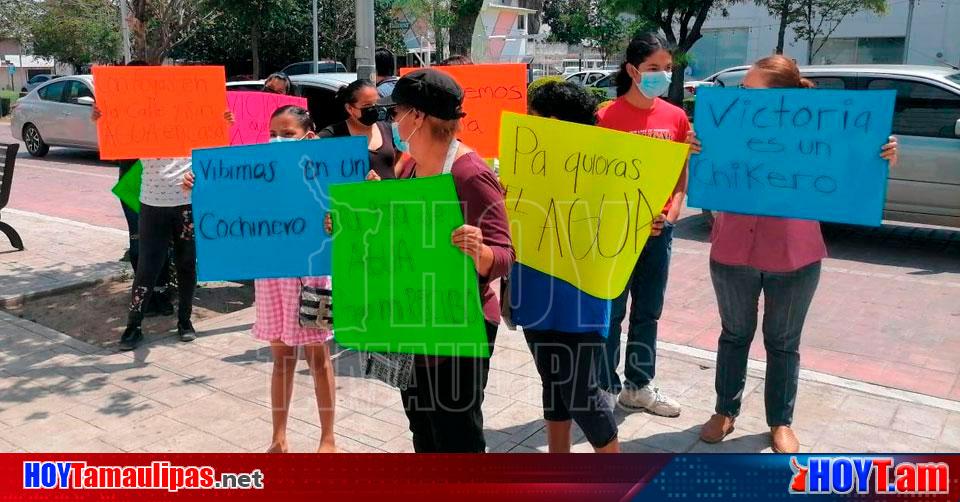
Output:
top-left (0, 0), bottom-right (41, 45)
top-left (30, 0), bottom-right (121, 70)
top-left (541, 0), bottom-right (630, 62)
top-left (586, 86), bottom-right (607, 102)
top-left (376, 0), bottom-right (408, 55)
top-left (527, 75), bottom-right (565, 96)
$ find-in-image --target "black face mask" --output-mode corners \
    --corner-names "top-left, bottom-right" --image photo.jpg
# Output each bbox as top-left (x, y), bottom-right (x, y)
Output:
top-left (358, 105), bottom-right (388, 126)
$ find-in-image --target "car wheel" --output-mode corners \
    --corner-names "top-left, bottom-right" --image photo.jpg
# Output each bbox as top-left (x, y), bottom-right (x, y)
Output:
top-left (23, 124), bottom-right (50, 157)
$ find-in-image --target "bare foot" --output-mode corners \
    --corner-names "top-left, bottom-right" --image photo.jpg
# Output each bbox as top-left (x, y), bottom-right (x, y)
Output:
top-left (317, 442), bottom-right (338, 453)
top-left (266, 441), bottom-right (288, 453)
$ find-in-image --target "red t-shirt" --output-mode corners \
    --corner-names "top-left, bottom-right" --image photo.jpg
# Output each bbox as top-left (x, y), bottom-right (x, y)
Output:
top-left (597, 97), bottom-right (690, 214)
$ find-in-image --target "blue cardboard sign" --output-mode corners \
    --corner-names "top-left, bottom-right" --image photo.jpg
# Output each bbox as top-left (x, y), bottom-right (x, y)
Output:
top-left (688, 87), bottom-right (895, 226)
top-left (191, 136), bottom-right (368, 281)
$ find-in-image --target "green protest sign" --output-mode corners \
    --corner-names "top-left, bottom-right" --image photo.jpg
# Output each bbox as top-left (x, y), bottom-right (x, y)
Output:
top-left (111, 160), bottom-right (142, 213)
top-left (331, 175), bottom-right (489, 358)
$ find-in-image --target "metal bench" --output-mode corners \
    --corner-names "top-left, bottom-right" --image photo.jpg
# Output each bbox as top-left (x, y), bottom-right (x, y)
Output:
top-left (0, 143), bottom-right (23, 250)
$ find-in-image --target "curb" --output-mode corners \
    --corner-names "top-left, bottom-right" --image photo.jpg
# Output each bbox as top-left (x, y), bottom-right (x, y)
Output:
top-left (0, 269), bottom-right (129, 309)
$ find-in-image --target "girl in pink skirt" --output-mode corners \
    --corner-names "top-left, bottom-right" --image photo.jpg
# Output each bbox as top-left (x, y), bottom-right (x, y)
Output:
top-left (185, 106), bottom-right (337, 453)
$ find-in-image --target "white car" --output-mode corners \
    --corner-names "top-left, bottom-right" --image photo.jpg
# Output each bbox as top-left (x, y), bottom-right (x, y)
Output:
top-left (11, 75), bottom-right (98, 157)
top-left (565, 70), bottom-right (613, 87)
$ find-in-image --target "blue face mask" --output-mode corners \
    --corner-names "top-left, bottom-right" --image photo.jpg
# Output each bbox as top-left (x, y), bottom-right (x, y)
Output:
top-left (636, 69), bottom-right (672, 98)
top-left (269, 135), bottom-right (304, 143)
top-left (392, 110), bottom-right (415, 153)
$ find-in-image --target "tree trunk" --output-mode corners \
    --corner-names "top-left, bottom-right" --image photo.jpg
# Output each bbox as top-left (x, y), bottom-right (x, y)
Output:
top-left (449, 0), bottom-right (483, 57)
top-left (251, 22), bottom-right (261, 78)
top-left (776, 1), bottom-right (790, 54)
top-left (805, 0), bottom-right (814, 64)
top-left (667, 64), bottom-right (685, 106)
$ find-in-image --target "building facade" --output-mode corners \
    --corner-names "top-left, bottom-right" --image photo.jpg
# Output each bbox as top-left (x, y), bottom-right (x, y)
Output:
top-left (688, 0), bottom-right (960, 79)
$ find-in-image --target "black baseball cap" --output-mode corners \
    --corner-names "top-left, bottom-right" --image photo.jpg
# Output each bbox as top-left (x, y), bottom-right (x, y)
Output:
top-left (378, 68), bottom-right (466, 120)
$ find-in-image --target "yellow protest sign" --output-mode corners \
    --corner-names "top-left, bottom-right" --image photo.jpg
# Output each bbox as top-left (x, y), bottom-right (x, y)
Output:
top-left (498, 112), bottom-right (689, 299)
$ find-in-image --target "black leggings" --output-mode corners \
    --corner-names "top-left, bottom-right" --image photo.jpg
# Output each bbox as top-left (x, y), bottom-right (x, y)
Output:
top-left (128, 204), bottom-right (196, 325)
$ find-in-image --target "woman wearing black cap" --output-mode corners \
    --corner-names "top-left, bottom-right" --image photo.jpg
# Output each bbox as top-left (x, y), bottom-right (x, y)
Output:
top-left (378, 68), bottom-right (515, 453)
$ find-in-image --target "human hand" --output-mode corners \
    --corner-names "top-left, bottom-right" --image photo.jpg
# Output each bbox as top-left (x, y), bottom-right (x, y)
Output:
top-left (881, 135), bottom-right (898, 168)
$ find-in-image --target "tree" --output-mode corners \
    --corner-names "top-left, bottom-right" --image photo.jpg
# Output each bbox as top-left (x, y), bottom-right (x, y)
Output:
top-left (397, 0), bottom-right (456, 61)
top-left (541, 0), bottom-right (633, 65)
top-left (614, 0), bottom-right (731, 104)
top-left (126, 0), bottom-right (210, 64)
top-left (589, 0), bottom-right (629, 64)
top-left (541, 0), bottom-right (591, 46)
top-left (756, 0), bottom-right (802, 54)
top-left (0, 0), bottom-right (42, 51)
top-left (794, 0), bottom-right (886, 64)
top-left (30, 0), bottom-right (121, 71)
top-left (448, 0), bottom-right (483, 57)
top-left (376, 0), bottom-right (409, 55)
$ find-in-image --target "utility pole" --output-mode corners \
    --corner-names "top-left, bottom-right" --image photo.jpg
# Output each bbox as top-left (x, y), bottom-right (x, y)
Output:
top-left (903, 0), bottom-right (916, 64)
top-left (355, 0), bottom-right (376, 81)
top-left (120, 0), bottom-right (132, 63)
top-left (312, 0), bottom-right (319, 73)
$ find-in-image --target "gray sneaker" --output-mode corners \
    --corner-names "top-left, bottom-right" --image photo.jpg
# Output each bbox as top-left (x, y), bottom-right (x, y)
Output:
top-left (618, 384), bottom-right (681, 417)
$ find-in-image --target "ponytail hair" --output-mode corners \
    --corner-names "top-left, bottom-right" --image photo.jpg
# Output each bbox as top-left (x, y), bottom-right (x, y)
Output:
top-left (271, 105), bottom-right (315, 132)
top-left (335, 79), bottom-right (376, 106)
top-left (751, 55), bottom-right (816, 89)
top-left (615, 32), bottom-right (672, 97)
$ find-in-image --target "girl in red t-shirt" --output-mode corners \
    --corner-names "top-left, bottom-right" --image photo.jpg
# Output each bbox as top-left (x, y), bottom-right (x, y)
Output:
top-left (594, 32), bottom-right (693, 419)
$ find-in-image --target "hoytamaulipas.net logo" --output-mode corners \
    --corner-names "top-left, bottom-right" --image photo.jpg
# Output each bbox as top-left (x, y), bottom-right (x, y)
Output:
top-left (24, 461), bottom-right (264, 492)
top-left (790, 456), bottom-right (949, 495)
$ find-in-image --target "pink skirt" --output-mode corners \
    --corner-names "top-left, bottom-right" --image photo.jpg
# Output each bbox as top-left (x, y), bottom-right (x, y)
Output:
top-left (252, 276), bottom-right (333, 346)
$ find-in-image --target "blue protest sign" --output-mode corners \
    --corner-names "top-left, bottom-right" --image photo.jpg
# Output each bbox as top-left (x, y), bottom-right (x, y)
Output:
top-left (688, 87), bottom-right (895, 226)
top-left (191, 136), bottom-right (368, 281)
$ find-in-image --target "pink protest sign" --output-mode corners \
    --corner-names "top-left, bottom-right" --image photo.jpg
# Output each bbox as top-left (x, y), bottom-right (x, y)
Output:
top-left (227, 91), bottom-right (308, 145)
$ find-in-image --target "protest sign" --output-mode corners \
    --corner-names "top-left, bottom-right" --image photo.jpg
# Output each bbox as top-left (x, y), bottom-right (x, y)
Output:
top-left (226, 91), bottom-right (307, 145)
top-left (331, 175), bottom-right (489, 358)
top-left (400, 64), bottom-right (527, 158)
top-left (499, 112), bottom-right (689, 300)
top-left (191, 136), bottom-right (368, 281)
top-left (111, 160), bottom-right (143, 213)
top-left (688, 87), bottom-right (895, 226)
top-left (93, 66), bottom-right (229, 160)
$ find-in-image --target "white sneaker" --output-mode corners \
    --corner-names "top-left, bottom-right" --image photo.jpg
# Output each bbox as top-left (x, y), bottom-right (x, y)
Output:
top-left (618, 384), bottom-right (681, 417)
top-left (598, 389), bottom-right (618, 409)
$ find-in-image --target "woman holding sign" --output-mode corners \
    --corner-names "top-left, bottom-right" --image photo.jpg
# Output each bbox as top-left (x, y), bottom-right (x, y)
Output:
top-left (594, 33), bottom-right (691, 417)
top-left (378, 69), bottom-right (514, 453)
top-left (509, 80), bottom-right (620, 453)
top-left (694, 55), bottom-right (899, 453)
top-left (317, 79), bottom-right (397, 179)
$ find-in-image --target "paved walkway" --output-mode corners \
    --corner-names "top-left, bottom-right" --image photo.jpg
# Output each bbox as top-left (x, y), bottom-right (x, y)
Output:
top-left (0, 210), bottom-right (128, 306)
top-left (655, 216), bottom-right (960, 401)
top-left (0, 309), bottom-right (957, 454)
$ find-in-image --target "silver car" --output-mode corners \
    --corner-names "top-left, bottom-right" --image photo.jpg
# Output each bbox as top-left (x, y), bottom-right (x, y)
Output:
top-left (11, 75), bottom-right (98, 157)
top-left (701, 64), bottom-right (960, 228)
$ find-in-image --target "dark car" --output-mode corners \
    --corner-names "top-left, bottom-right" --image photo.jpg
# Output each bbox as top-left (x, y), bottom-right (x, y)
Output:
top-left (281, 61), bottom-right (348, 76)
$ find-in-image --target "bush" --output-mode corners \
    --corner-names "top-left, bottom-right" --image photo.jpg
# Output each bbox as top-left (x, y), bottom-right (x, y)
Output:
top-left (527, 76), bottom-right (566, 95)
top-left (586, 86), bottom-right (608, 103)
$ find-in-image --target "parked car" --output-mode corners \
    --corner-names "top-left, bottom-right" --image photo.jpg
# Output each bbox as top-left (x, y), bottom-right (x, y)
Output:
top-left (695, 64), bottom-right (960, 228)
top-left (12, 75), bottom-right (97, 156)
top-left (565, 70), bottom-right (613, 87)
top-left (280, 61), bottom-right (348, 76)
top-left (592, 72), bottom-right (618, 100)
top-left (683, 65), bottom-right (751, 96)
top-left (228, 73), bottom-right (357, 130)
top-left (20, 74), bottom-right (62, 94)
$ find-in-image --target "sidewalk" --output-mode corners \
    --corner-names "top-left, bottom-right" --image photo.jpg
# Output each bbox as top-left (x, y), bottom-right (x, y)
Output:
top-left (0, 209), bottom-right (128, 306)
top-left (1, 308), bottom-right (957, 454)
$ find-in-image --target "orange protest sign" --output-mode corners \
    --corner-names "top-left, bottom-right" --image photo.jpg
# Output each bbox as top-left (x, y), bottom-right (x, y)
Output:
top-left (400, 64), bottom-right (527, 158)
top-left (92, 66), bottom-right (229, 160)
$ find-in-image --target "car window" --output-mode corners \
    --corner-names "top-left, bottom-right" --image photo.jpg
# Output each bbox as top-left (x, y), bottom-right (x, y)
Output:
top-left (38, 80), bottom-right (68, 102)
top-left (948, 73), bottom-right (960, 86)
top-left (867, 78), bottom-right (960, 138)
top-left (566, 74), bottom-right (583, 85)
top-left (715, 70), bottom-right (748, 88)
top-left (807, 77), bottom-right (847, 89)
top-left (585, 73), bottom-right (602, 85)
top-left (300, 85), bottom-right (343, 130)
top-left (63, 81), bottom-right (94, 104)
top-left (595, 74), bottom-right (615, 88)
